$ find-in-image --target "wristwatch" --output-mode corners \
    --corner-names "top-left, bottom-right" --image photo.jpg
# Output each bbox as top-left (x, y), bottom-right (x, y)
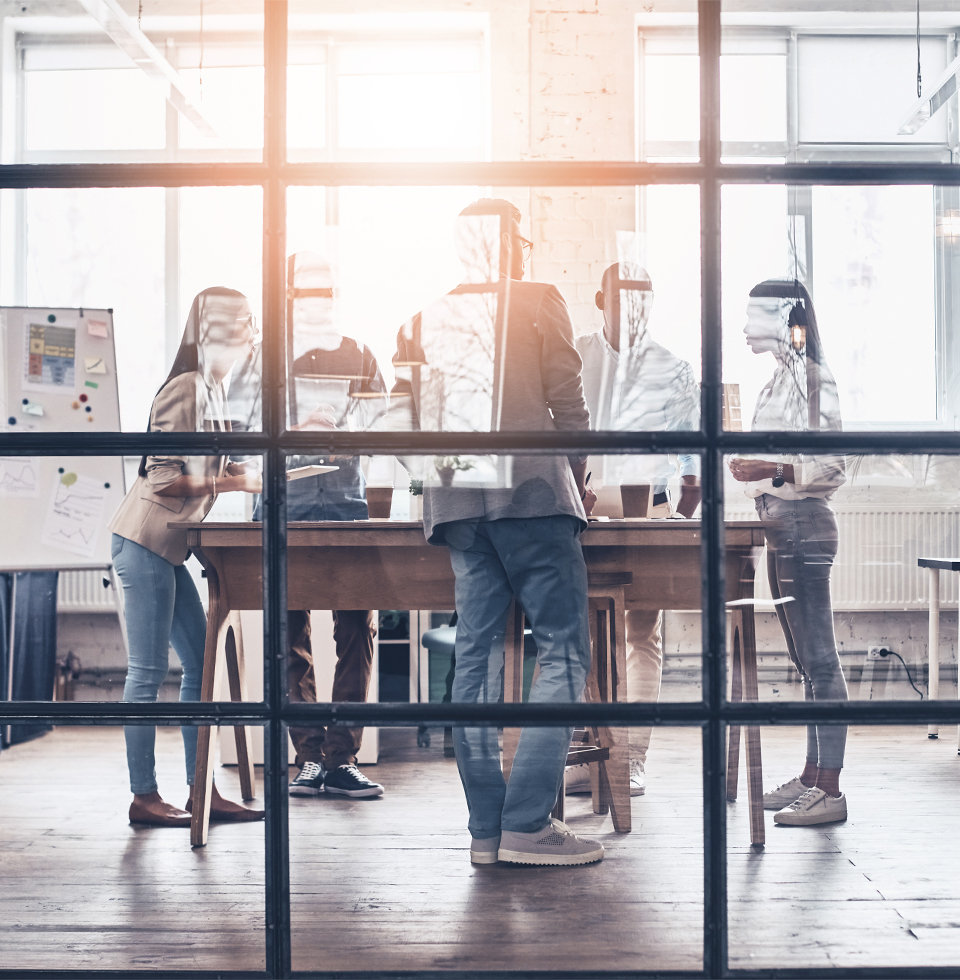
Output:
top-left (771, 461), bottom-right (785, 488)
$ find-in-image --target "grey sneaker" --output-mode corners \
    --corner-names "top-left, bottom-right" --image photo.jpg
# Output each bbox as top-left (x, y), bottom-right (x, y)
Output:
top-left (470, 835), bottom-right (501, 865)
top-left (629, 759), bottom-right (645, 797)
top-left (763, 776), bottom-right (811, 810)
top-left (498, 818), bottom-right (604, 866)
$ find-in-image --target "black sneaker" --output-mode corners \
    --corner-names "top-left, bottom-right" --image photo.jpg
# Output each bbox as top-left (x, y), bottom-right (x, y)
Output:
top-left (289, 761), bottom-right (326, 796)
top-left (323, 764), bottom-right (384, 798)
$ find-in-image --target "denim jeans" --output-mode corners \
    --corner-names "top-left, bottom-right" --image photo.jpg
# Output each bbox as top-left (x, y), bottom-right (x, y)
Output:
top-left (111, 534), bottom-right (206, 795)
top-left (444, 515), bottom-right (590, 837)
top-left (756, 495), bottom-right (848, 769)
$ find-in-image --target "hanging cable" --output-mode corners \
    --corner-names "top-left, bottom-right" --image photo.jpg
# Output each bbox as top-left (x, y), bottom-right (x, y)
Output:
top-left (199, 0), bottom-right (204, 102)
top-left (917, 0), bottom-right (922, 98)
top-left (138, 0), bottom-right (142, 31)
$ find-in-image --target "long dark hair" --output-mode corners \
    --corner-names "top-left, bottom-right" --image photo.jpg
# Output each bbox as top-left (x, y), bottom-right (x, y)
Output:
top-left (748, 279), bottom-right (831, 432)
top-left (139, 286), bottom-right (249, 477)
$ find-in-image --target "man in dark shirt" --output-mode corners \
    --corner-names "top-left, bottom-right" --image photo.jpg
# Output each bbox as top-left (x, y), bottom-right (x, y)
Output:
top-left (242, 252), bottom-right (386, 798)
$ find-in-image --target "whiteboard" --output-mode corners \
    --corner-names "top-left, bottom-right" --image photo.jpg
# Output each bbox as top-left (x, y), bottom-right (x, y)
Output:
top-left (0, 307), bottom-right (126, 570)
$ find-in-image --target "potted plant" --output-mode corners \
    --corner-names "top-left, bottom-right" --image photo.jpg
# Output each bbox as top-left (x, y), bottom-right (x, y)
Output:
top-left (434, 455), bottom-right (474, 487)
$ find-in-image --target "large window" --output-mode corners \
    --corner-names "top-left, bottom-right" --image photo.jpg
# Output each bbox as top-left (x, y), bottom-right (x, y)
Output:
top-left (1, 2), bottom-right (959, 978)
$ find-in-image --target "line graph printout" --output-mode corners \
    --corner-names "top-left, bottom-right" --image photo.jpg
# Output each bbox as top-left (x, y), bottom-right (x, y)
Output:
top-left (40, 474), bottom-right (106, 559)
top-left (0, 457), bottom-right (39, 498)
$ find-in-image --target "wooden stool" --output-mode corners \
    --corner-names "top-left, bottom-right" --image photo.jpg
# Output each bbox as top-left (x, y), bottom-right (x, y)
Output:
top-left (502, 571), bottom-right (632, 833)
top-left (724, 549), bottom-right (768, 849)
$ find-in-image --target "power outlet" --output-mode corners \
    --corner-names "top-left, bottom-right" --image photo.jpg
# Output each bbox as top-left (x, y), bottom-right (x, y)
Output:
top-left (866, 645), bottom-right (887, 661)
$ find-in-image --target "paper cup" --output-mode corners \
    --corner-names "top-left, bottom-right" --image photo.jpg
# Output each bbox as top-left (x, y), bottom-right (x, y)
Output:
top-left (366, 486), bottom-right (394, 519)
top-left (620, 484), bottom-right (651, 518)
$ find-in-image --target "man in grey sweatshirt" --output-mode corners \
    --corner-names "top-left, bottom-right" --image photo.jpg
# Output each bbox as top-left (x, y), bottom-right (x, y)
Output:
top-left (388, 199), bottom-right (603, 866)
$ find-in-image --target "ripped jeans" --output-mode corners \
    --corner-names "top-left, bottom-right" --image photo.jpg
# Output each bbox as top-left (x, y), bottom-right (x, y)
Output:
top-left (756, 495), bottom-right (848, 770)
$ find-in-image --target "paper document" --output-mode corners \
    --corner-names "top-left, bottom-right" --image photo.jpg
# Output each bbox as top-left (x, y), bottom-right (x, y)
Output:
top-left (86, 319), bottom-right (109, 339)
top-left (85, 356), bottom-right (107, 374)
top-left (287, 464), bottom-right (339, 481)
top-left (40, 474), bottom-right (106, 558)
top-left (24, 323), bottom-right (77, 393)
top-left (0, 457), bottom-right (39, 498)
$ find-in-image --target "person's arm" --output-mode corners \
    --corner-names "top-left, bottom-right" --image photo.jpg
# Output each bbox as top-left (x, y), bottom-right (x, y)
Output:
top-left (728, 459), bottom-right (796, 484)
top-left (536, 285), bottom-right (591, 491)
top-left (155, 470), bottom-right (262, 497)
top-left (676, 474), bottom-right (702, 517)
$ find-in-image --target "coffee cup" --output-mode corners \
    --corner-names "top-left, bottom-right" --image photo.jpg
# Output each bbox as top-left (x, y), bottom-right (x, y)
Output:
top-left (366, 486), bottom-right (394, 519)
top-left (620, 484), bottom-right (651, 518)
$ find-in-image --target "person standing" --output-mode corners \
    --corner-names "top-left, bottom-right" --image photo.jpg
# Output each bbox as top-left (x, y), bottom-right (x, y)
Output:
top-left (240, 252), bottom-right (386, 799)
top-left (571, 262), bottom-right (701, 798)
top-left (108, 287), bottom-right (265, 827)
top-left (729, 278), bottom-right (848, 827)
top-left (388, 199), bottom-right (603, 866)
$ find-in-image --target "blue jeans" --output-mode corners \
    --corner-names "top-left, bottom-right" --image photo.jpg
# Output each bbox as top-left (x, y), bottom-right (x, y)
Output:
top-left (111, 534), bottom-right (206, 795)
top-left (444, 515), bottom-right (590, 837)
top-left (756, 495), bottom-right (848, 769)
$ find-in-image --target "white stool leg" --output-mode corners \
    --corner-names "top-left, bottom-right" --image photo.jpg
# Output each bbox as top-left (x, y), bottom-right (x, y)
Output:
top-left (928, 567), bottom-right (940, 739)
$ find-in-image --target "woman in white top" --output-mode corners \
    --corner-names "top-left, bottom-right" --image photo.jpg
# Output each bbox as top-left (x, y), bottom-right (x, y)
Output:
top-left (108, 287), bottom-right (263, 827)
top-left (728, 279), bottom-right (849, 827)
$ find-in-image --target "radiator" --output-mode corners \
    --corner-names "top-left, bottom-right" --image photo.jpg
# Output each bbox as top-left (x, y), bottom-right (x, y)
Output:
top-left (57, 570), bottom-right (117, 613)
top-left (729, 505), bottom-right (960, 611)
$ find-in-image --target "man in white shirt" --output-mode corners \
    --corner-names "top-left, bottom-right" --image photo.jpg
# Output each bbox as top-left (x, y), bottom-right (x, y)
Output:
top-left (572, 262), bottom-right (701, 797)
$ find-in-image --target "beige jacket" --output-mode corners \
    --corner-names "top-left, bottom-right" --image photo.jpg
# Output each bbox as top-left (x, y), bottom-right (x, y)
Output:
top-left (107, 373), bottom-right (227, 564)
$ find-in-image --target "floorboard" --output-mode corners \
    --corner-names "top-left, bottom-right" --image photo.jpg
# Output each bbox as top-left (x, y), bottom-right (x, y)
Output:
top-left (0, 724), bottom-right (957, 971)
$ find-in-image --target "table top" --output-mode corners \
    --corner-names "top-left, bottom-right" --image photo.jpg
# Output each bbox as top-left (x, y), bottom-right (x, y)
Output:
top-left (177, 519), bottom-right (766, 549)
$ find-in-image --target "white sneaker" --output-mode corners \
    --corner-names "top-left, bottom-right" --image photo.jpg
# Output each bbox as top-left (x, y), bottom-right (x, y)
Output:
top-left (629, 759), bottom-right (645, 797)
top-left (774, 786), bottom-right (847, 826)
top-left (763, 776), bottom-right (811, 810)
top-left (499, 818), bottom-right (604, 866)
top-left (564, 763), bottom-right (592, 795)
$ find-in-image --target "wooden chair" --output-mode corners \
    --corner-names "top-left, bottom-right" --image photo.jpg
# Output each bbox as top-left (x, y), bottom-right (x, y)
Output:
top-left (502, 571), bottom-right (632, 833)
top-left (918, 557), bottom-right (960, 749)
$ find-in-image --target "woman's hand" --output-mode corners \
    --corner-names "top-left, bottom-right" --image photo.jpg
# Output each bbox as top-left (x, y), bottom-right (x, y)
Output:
top-left (728, 458), bottom-right (794, 484)
top-left (225, 459), bottom-right (260, 478)
top-left (292, 404), bottom-right (337, 432)
top-left (231, 469), bottom-right (263, 494)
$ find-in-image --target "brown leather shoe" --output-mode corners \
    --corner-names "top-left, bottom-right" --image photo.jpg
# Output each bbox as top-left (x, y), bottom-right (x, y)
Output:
top-left (129, 800), bottom-right (192, 827)
top-left (185, 797), bottom-right (265, 823)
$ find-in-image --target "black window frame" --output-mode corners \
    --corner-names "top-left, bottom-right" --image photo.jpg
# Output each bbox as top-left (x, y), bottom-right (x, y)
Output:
top-left (2, 3), bottom-right (960, 978)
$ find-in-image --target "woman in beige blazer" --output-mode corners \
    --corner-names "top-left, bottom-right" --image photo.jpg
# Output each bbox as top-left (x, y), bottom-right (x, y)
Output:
top-left (108, 287), bottom-right (263, 827)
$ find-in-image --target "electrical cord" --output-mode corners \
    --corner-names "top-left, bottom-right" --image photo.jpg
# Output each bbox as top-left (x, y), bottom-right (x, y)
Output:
top-left (878, 648), bottom-right (924, 699)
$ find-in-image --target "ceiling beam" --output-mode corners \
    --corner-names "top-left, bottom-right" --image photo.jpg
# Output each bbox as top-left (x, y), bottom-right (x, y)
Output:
top-left (75, 0), bottom-right (218, 139)
top-left (898, 48), bottom-right (960, 135)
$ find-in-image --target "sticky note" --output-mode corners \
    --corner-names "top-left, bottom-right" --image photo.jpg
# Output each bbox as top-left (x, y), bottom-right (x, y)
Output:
top-left (84, 380), bottom-right (99, 389)
top-left (21, 402), bottom-right (43, 417)
top-left (85, 356), bottom-right (106, 374)
top-left (86, 319), bottom-right (109, 339)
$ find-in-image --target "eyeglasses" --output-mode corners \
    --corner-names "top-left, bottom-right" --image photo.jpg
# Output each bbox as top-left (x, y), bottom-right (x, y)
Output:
top-left (238, 314), bottom-right (258, 336)
top-left (516, 235), bottom-right (533, 260)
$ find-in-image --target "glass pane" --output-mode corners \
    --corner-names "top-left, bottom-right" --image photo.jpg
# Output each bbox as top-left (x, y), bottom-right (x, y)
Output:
top-left (722, 184), bottom-right (946, 430)
top-left (720, 3), bottom-right (960, 163)
top-left (285, 185), bottom-right (700, 435)
top-left (729, 724), bottom-right (958, 969)
top-left (16, 4), bottom-right (263, 163)
top-left (288, 3), bottom-right (698, 162)
top-left (0, 722), bottom-right (265, 969)
top-left (289, 722), bottom-right (703, 971)
top-left (725, 452), bottom-right (960, 705)
top-left (0, 187), bottom-right (262, 433)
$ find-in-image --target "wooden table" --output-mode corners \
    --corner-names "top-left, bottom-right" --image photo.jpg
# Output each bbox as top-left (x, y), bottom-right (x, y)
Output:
top-left (179, 519), bottom-right (767, 847)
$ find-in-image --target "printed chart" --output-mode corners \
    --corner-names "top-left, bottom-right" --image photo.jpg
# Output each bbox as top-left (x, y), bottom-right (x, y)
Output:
top-left (40, 473), bottom-right (107, 559)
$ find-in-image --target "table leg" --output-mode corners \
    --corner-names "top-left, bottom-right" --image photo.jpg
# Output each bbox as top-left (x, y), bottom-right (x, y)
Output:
top-left (191, 559), bottom-right (228, 848)
top-left (726, 619), bottom-right (742, 802)
top-left (928, 567), bottom-right (940, 739)
top-left (501, 600), bottom-right (524, 781)
top-left (740, 598), bottom-right (765, 849)
top-left (224, 611), bottom-right (255, 801)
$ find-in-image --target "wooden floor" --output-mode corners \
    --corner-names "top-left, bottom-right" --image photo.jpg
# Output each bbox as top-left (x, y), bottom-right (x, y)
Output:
top-left (0, 724), bottom-right (958, 973)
